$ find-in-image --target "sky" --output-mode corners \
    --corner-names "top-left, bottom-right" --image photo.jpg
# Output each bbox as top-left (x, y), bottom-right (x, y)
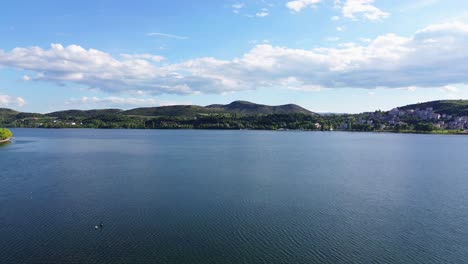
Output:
top-left (1, 0), bottom-right (468, 113)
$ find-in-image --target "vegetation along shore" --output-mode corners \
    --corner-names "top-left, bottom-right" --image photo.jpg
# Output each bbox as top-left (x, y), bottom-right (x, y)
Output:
top-left (0, 128), bottom-right (13, 142)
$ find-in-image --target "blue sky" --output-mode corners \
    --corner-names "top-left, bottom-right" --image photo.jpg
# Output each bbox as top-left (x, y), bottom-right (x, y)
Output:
top-left (1, 0), bottom-right (468, 113)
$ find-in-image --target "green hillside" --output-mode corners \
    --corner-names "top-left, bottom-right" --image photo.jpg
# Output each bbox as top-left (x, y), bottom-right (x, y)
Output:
top-left (123, 101), bottom-right (315, 117)
top-left (46, 109), bottom-right (123, 119)
top-left (400, 100), bottom-right (468, 116)
top-left (123, 105), bottom-right (222, 117)
top-left (206, 101), bottom-right (315, 115)
top-left (0, 108), bottom-right (20, 124)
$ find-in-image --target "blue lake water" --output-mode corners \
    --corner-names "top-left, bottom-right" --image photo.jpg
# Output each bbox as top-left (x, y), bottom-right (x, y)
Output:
top-left (1, 129), bottom-right (468, 263)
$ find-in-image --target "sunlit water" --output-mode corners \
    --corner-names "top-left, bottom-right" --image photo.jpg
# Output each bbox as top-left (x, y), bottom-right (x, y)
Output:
top-left (1, 129), bottom-right (468, 263)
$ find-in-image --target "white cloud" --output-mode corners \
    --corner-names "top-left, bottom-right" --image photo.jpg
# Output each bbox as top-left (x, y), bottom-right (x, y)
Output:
top-left (232, 3), bottom-right (245, 13)
top-left (416, 21), bottom-right (468, 35)
top-left (342, 0), bottom-right (389, 21)
top-left (21, 75), bottom-right (31, 81)
top-left (1, 22), bottom-right (468, 95)
top-left (336, 26), bottom-right (345, 31)
top-left (232, 3), bottom-right (245, 9)
top-left (0, 94), bottom-right (26, 108)
top-left (15, 97), bottom-right (26, 107)
top-left (286, 0), bottom-right (321, 12)
top-left (441, 85), bottom-right (457, 92)
top-left (280, 76), bottom-right (325, 91)
top-left (287, 0), bottom-right (388, 21)
top-left (120, 53), bottom-right (165, 62)
top-left (146, 32), bottom-right (188, 40)
top-left (256, 11), bottom-right (269, 17)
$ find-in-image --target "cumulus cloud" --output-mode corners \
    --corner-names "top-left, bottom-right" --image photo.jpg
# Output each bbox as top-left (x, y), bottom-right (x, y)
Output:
top-left (0, 22), bottom-right (468, 95)
top-left (286, 0), bottom-right (321, 12)
top-left (0, 94), bottom-right (26, 108)
top-left (341, 0), bottom-right (389, 21)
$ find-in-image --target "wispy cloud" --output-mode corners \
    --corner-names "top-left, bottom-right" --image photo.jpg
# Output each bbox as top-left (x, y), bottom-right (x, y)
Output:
top-left (401, 0), bottom-right (440, 11)
top-left (120, 53), bottom-right (165, 62)
top-left (256, 11), bottom-right (269, 17)
top-left (146, 32), bottom-right (188, 40)
top-left (232, 3), bottom-right (245, 13)
top-left (336, 26), bottom-right (346, 31)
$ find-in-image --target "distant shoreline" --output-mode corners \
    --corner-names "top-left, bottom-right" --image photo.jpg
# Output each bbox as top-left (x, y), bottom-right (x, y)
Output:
top-left (5, 127), bottom-right (468, 136)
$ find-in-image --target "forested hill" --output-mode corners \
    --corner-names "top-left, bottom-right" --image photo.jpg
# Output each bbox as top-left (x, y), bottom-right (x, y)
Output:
top-left (1, 101), bottom-right (314, 120)
top-left (124, 101), bottom-right (315, 117)
top-left (45, 109), bottom-right (123, 119)
top-left (205, 101), bottom-right (314, 115)
top-left (399, 100), bottom-right (468, 116)
top-left (123, 105), bottom-right (220, 117)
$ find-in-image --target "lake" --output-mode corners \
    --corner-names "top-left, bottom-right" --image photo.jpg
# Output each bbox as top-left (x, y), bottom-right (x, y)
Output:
top-left (1, 129), bottom-right (468, 263)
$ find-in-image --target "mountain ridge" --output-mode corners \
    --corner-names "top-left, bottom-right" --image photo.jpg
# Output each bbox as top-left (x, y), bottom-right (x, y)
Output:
top-left (2, 100), bottom-right (468, 117)
top-left (205, 100), bottom-right (314, 115)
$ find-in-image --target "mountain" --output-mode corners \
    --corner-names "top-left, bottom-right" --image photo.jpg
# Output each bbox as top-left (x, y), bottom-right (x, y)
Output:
top-left (206, 101), bottom-right (315, 115)
top-left (399, 100), bottom-right (468, 116)
top-left (0, 108), bottom-right (19, 118)
top-left (46, 109), bottom-right (122, 119)
top-left (2, 101), bottom-right (316, 122)
top-left (0, 108), bottom-right (43, 122)
top-left (123, 105), bottom-right (222, 117)
top-left (124, 101), bottom-right (316, 116)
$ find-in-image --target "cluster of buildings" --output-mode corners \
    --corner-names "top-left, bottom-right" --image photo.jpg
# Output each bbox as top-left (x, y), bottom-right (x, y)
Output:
top-left (346, 107), bottom-right (468, 131)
